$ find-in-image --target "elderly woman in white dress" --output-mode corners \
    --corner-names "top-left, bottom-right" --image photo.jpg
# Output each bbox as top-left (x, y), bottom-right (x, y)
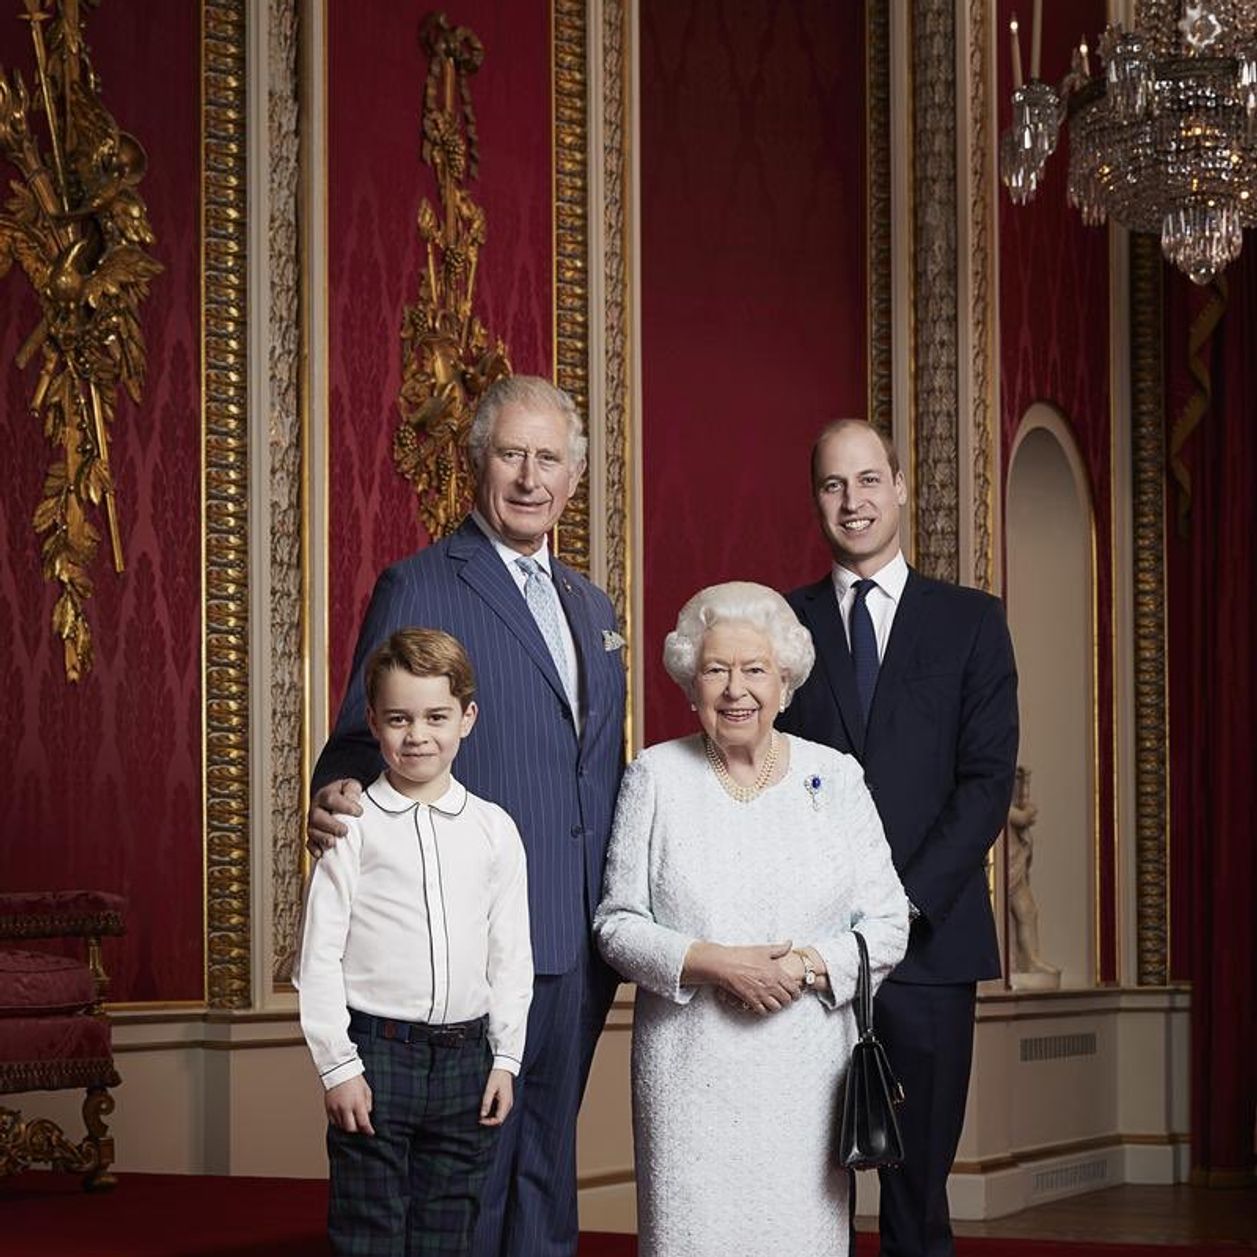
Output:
top-left (593, 582), bottom-right (909, 1257)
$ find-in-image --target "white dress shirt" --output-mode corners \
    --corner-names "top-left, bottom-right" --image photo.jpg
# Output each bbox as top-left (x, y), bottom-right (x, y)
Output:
top-left (471, 509), bottom-right (582, 731)
top-left (294, 772), bottom-right (533, 1089)
top-left (830, 549), bottom-right (909, 662)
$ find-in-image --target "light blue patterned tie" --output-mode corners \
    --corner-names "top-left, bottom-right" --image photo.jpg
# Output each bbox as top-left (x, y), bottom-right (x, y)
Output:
top-left (515, 556), bottom-right (579, 715)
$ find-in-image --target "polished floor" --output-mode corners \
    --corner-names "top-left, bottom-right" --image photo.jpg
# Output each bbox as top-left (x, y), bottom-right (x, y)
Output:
top-left (861, 1185), bottom-right (1257, 1246)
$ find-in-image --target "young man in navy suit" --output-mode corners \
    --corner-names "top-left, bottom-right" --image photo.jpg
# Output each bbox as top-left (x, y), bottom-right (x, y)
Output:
top-left (778, 420), bottom-right (1018, 1257)
top-left (307, 376), bottom-right (626, 1257)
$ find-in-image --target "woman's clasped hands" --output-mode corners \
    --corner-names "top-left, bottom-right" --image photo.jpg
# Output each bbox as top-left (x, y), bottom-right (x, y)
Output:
top-left (684, 939), bottom-right (807, 1015)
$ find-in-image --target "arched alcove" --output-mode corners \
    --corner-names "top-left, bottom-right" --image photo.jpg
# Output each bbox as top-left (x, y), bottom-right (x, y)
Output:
top-left (1005, 409), bottom-right (1096, 988)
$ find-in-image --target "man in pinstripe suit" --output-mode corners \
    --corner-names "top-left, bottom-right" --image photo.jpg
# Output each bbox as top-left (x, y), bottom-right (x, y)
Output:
top-left (309, 376), bottom-right (626, 1257)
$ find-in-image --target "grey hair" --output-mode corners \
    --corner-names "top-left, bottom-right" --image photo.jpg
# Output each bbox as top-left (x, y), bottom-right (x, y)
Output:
top-left (467, 375), bottom-right (588, 471)
top-left (663, 581), bottom-right (816, 703)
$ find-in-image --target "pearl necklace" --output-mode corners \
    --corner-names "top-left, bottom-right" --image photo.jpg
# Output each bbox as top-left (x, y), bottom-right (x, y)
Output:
top-left (704, 732), bottom-right (778, 803)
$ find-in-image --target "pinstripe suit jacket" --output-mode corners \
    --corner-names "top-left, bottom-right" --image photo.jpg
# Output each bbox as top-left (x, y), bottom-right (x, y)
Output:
top-left (313, 519), bottom-right (627, 976)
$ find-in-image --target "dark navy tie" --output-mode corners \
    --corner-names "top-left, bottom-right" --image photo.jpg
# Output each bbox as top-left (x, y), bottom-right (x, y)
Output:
top-left (850, 578), bottom-right (880, 722)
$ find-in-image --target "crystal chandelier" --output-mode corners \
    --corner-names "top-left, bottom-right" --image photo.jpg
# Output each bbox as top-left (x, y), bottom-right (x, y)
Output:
top-left (1000, 1), bottom-right (1257, 285)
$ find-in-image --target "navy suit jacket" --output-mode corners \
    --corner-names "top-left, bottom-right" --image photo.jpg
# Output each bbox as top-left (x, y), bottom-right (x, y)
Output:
top-left (779, 568), bottom-right (1018, 984)
top-left (313, 519), bottom-right (627, 976)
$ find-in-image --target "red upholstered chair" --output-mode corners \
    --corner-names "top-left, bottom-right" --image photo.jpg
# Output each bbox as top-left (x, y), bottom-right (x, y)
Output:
top-left (0, 890), bottom-right (126, 1189)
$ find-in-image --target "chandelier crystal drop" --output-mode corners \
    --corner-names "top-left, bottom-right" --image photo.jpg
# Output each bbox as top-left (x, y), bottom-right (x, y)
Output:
top-left (1000, 1), bottom-right (1257, 285)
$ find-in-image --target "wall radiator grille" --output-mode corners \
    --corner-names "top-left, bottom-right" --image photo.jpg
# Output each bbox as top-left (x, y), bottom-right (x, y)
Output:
top-left (1033, 1157), bottom-right (1109, 1195)
top-left (1019, 1032), bottom-right (1098, 1062)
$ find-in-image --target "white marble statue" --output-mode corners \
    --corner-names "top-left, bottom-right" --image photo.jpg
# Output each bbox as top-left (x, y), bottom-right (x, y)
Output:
top-left (1008, 765), bottom-right (1061, 990)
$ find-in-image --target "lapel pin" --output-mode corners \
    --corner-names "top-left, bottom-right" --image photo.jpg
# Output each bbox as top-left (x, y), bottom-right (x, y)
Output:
top-left (603, 629), bottom-right (626, 652)
top-left (803, 773), bottom-right (824, 811)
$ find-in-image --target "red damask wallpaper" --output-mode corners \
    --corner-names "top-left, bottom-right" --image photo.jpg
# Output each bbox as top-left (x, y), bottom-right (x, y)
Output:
top-left (639, 0), bottom-right (867, 742)
top-left (997, 0), bottom-right (1116, 980)
top-left (326, 1), bottom-right (554, 711)
top-left (0, 2), bottom-right (203, 1001)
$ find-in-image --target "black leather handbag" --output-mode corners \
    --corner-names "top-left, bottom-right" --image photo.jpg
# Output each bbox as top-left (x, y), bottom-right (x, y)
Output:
top-left (838, 929), bottom-right (906, 1170)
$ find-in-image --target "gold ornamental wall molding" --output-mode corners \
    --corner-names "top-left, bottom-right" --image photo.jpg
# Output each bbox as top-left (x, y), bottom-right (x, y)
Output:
top-left (393, 12), bottom-right (511, 544)
top-left (202, 0), bottom-right (250, 1010)
top-left (1129, 232), bottom-right (1169, 986)
top-left (0, 0), bottom-right (162, 682)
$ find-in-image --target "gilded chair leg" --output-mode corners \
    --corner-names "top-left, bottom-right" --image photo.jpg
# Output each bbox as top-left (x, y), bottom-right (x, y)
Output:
top-left (0, 1093), bottom-right (115, 1189)
top-left (81, 1086), bottom-right (116, 1191)
top-left (0, 1105), bottom-right (24, 1177)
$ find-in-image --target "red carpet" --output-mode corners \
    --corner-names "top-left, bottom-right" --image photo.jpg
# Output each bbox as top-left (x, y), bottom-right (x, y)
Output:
top-left (1, 1171), bottom-right (1249, 1256)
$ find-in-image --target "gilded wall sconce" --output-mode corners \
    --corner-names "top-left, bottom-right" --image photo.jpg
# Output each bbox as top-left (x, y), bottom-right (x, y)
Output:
top-left (394, 11), bottom-right (511, 540)
top-left (0, 0), bottom-right (162, 681)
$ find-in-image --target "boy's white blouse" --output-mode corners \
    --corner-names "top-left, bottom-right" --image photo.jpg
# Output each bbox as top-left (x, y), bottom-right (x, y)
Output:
top-left (294, 772), bottom-right (533, 1089)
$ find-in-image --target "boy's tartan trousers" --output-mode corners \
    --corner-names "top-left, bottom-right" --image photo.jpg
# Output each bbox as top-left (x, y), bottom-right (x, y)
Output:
top-left (327, 1018), bottom-right (499, 1256)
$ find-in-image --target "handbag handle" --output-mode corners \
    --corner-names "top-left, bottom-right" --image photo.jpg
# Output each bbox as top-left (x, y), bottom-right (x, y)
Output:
top-left (852, 928), bottom-right (873, 1039)
top-left (850, 927), bottom-right (906, 1108)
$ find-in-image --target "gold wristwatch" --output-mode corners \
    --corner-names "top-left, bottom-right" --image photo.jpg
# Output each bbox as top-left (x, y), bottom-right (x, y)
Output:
top-left (795, 948), bottom-right (816, 988)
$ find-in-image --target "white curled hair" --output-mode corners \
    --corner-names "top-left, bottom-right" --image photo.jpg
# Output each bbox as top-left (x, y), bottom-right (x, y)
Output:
top-left (663, 581), bottom-right (815, 704)
top-left (467, 375), bottom-right (588, 471)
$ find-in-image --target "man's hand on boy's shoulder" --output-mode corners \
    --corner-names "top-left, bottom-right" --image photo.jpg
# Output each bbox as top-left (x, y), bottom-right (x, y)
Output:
top-left (306, 779), bottom-right (365, 857)
top-left (479, 1069), bottom-right (514, 1127)
top-left (325, 1074), bottom-right (374, 1135)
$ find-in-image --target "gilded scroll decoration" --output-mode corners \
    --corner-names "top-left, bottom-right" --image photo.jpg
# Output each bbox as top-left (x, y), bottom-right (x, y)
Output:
top-left (596, 0), bottom-right (629, 622)
top-left (268, 0), bottom-right (304, 987)
top-left (394, 13), bottom-right (511, 541)
top-left (204, 0), bottom-right (250, 1009)
top-left (1130, 233), bottom-right (1169, 986)
top-left (865, 0), bottom-right (892, 438)
top-left (912, 0), bottom-right (960, 581)
top-left (553, 0), bottom-right (590, 575)
top-left (0, 0), bottom-right (162, 682)
top-left (967, 0), bottom-right (995, 592)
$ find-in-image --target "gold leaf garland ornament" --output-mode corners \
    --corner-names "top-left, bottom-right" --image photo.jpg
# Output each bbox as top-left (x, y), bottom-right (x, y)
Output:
top-left (394, 12), bottom-right (511, 540)
top-left (0, 0), bottom-right (162, 681)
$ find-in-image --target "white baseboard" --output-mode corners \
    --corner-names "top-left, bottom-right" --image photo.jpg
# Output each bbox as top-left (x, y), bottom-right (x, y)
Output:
top-left (578, 1181), bottom-right (637, 1234)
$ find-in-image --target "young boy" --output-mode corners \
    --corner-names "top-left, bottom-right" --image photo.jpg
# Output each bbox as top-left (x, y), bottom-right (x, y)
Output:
top-left (295, 627), bottom-right (532, 1256)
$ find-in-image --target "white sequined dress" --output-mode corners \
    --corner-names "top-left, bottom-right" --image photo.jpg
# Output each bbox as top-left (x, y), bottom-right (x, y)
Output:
top-left (594, 734), bottom-right (909, 1257)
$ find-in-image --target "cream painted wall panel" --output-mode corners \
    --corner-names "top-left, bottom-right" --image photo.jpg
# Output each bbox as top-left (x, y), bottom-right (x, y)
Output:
top-left (1009, 1019), bottom-right (1117, 1150)
top-left (111, 1048), bottom-right (207, 1173)
top-left (207, 1043), bottom-right (328, 1178)
top-left (1116, 999), bottom-right (1191, 1136)
top-left (577, 998), bottom-right (634, 1174)
top-left (958, 1013), bottom-right (1015, 1159)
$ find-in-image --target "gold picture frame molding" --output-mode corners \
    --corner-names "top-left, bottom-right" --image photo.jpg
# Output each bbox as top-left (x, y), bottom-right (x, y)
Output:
top-left (203, 0), bottom-right (251, 1009)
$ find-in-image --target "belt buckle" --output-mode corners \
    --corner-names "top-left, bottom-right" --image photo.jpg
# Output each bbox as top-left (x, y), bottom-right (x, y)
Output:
top-left (429, 1024), bottom-right (466, 1047)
